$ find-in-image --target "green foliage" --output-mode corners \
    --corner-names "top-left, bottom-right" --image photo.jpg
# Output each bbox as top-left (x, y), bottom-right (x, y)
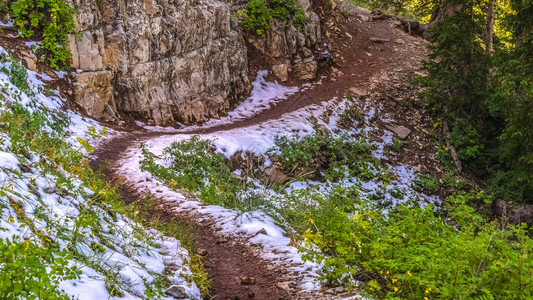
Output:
top-left (269, 0), bottom-right (305, 27)
top-left (269, 133), bottom-right (388, 182)
top-left (140, 136), bottom-right (271, 212)
top-left (418, 0), bottom-right (533, 202)
top-left (241, 0), bottom-right (306, 36)
top-left (0, 100), bottom-right (181, 298)
top-left (270, 134), bottom-right (325, 170)
top-left (298, 188), bottom-right (533, 299)
top-left (412, 173), bottom-right (440, 194)
top-left (419, 11), bottom-right (490, 118)
top-left (449, 119), bottom-right (485, 162)
top-left (0, 237), bottom-right (80, 299)
top-left (496, 33), bottom-right (533, 189)
top-left (7, 60), bottom-right (29, 91)
top-left (242, 0), bottom-right (271, 36)
top-left (9, 0), bottom-right (76, 70)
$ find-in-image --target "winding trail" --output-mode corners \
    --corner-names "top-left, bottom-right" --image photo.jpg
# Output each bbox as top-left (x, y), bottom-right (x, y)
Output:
top-left (90, 8), bottom-right (428, 300)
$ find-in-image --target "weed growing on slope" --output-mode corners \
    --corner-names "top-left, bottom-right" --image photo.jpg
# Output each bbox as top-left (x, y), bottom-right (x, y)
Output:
top-left (8, 0), bottom-right (77, 70)
top-left (0, 101), bottom-right (202, 298)
top-left (240, 0), bottom-right (306, 36)
top-left (4, 59), bottom-right (29, 91)
top-left (0, 237), bottom-right (81, 299)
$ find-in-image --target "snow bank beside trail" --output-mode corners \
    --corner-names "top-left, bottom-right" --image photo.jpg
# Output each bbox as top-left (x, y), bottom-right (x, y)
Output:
top-left (0, 48), bottom-right (200, 299)
top-left (186, 70), bottom-right (299, 130)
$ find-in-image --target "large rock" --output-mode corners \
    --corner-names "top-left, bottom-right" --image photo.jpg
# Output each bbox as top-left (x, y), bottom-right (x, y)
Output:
top-left (71, 71), bottom-right (118, 121)
top-left (67, 0), bottom-right (321, 125)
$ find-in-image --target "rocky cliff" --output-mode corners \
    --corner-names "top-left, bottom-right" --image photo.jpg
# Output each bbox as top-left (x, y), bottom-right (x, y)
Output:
top-left (68, 0), bottom-right (320, 125)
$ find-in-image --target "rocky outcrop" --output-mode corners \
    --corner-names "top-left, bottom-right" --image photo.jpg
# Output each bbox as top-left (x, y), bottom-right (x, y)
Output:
top-left (67, 0), bottom-right (320, 125)
top-left (245, 0), bottom-right (321, 81)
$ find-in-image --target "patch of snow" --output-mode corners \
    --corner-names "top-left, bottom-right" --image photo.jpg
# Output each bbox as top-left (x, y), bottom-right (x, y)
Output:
top-left (118, 139), bottom-right (322, 291)
top-left (24, 41), bottom-right (41, 50)
top-left (0, 18), bottom-right (13, 27)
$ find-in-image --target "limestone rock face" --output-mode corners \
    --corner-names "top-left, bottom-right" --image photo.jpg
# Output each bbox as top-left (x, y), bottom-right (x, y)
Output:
top-left (246, 0), bottom-right (321, 82)
top-left (68, 0), bottom-right (320, 125)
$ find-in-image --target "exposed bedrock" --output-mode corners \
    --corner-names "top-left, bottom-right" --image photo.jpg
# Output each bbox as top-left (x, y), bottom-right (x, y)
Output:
top-left (67, 0), bottom-right (321, 125)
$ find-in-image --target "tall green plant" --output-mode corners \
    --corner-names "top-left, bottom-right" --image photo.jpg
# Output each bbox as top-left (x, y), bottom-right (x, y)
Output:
top-left (10, 0), bottom-right (76, 70)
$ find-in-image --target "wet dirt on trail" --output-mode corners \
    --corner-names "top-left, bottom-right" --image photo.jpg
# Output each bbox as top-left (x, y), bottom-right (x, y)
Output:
top-left (90, 7), bottom-right (429, 300)
top-left (91, 133), bottom-right (290, 300)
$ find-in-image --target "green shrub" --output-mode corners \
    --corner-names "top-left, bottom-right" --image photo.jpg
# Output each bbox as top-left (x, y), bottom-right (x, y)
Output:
top-left (7, 60), bottom-right (29, 91)
top-left (0, 237), bottom-right (80, 299)
top-left (412, 173), bottom-right (440, 194)
top-left (241, 0), bottom-right (272, 36)
top-left (140, 136), bottom-right (267, 212)
top-left (449, 119), bottom-right (485, 162)
top-left (486, 169), bottom-right (532, 204)
top-left (269, 133), bottom-right (387, 182)
top-left (10, 0), bottom-right (76, 70)
top-left (241, 0), bottom-right (306, 36)
top-left (269, 134), bottom-right (326, 170)
top-left (269, 0), bottom-right (305, 27)
top-left (299, 189), bottom-right (533, 299)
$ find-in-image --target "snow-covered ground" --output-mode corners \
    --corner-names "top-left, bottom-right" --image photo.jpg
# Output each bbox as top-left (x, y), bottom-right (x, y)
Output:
top-left (0, 48), bottom-right (200, 299)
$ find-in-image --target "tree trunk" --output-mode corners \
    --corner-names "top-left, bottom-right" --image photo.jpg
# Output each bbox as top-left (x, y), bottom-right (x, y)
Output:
top-left (485, 0), bottom-right (495, 54)
top-left (516, 27), bottom-right (533, 47)
top-left (423, 3), bottom-right (464, 40)
top-left (443, 120), bottom-right (463, 173)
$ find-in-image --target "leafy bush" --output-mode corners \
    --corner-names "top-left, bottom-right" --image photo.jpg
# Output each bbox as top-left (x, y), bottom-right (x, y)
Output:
top-left (140, 136), bottom-right (270, 212)
top-left (241, 0), bottom-right (306, 36)
top-left (299, 189), bottom-right (533, 299)
top-left (269, 0), bottom-right (305, 27)
top-left (241, 0), bottom-right (272, 36)
top-left (7, 60), bottom-right (29, 91)
top-left (0, 237), bottom-right (80, 299)
top-left (269, 134), bottom-right (326, 170)
top-left (412, 173), bottom-right (440, 194)
top-left (9, 0), bottom-right (76, 70)
top-left (269, 133), bottom-right (387, 182)
top-left (449, 119), bottom-right (485, 162)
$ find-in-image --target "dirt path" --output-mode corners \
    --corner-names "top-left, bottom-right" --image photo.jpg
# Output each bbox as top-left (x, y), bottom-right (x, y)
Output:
top-left (90, 7), bottom-right (428, 300)
top-left (91, 133), bottom-right (291, 300)
top-left (189, 9), bottom-right (422, 135)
